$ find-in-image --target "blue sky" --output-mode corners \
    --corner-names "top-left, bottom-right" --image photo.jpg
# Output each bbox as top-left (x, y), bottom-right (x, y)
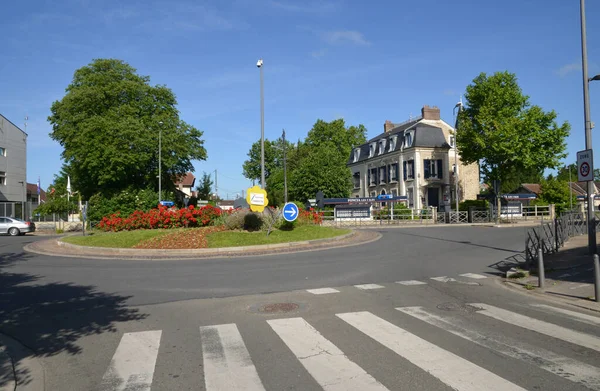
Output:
top-left (1, 0), bottom-right (599, 199)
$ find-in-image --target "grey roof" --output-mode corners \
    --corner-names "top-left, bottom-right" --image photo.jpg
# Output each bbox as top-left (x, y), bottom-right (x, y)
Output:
top-left (348, 120), bottom-right (450, 165)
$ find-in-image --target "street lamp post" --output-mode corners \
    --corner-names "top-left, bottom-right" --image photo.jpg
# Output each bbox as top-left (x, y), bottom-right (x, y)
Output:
top-left (18, 181), bottom-right (25, 220)
top-left (257, 59), bottom-right (265, 190)
top-left (453, 99), bottom-right (463, 213)
top-left (158, 121), bottom-right (163, 206)
top-left (282, 129), bottom-right (288, 204)
top-left (580, 0), bottom-right (597, 254)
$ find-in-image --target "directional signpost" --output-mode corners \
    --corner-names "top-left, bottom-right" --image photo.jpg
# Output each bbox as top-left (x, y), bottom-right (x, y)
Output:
top-left (246, 185), bottom-right (268, 212)
top-left (282, 202), bottom-right (299, 222)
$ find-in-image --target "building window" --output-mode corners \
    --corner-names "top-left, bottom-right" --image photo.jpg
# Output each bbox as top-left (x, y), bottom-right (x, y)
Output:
top-left (379, 166), bottom-right (386, 184)
top-left (353, 172), bottom-right (360, 189)
top-left (368, 168), bottom-right (377, 187)
top-left (403, 160), bottom-right (414, 180)
top-left (407, 188), bottom-right (414, 207)
top-left (449, 136), bottom-right (455, 147)
top-left (353, 148), bottom-right (360, 162)
top-left (0, 171), bottom-right (5, 186)
top-left (390, 163), bottom-right (399, 182)
top-left (0, 147), bottom-right (5, 156)
top-left (370, 191), bottom-right (376, 198)
top-left (389, 136), bottom-right (397, 152)
top-left (424, 159), bottom-right (443, 180)
top-left (404, 132), bottom-right (413, 148)
top-left (369, 143), bottom-right (376, 158)
top-left (391, 188), bottom-right (398, 197)
top-left (378, 139), bottom-right (386, 155)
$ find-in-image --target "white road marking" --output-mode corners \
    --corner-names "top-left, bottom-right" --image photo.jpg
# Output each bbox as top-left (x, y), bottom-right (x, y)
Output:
top-left (337, 311), bottom-right (526, 391)
top-left (569, 283), bottom-right (591, 290)
top-left (398, 306), bottom-right (600, 390)
top-left (200, 324), bottom-right (265, 391)
top-left (472, 303), bottom-right (600, 352)
top-left (99, 330), bottom-right (162, 391)
top-left (396, 280), bottom-right (427, 286)
top-left (268, 317), bottom-right (388, 391)
top-left (459, 273), bottom-right (487, 279)
top-left (354, 284), bottom-right (385, 290)
top-left (306, 288), bottom-right (340, 295)
top-left (430, 276), bottom-right (457, 283)
top-left (530, 304), bottom-right (600, 326)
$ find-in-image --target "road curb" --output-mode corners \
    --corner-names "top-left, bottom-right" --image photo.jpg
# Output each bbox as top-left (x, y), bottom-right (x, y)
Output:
top-left (24, 230), bottom-right (382, 261)
top-left (493, 277), bottom-right (600, 314)
top-left (0, 333), bottom-right (45, 391)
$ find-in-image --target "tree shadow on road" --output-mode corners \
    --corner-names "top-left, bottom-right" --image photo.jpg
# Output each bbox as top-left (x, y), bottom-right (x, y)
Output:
top-left (0, 251), bottom-right (148, 388)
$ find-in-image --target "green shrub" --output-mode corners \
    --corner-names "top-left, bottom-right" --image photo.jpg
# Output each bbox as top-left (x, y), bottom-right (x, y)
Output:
top-left (459, 199), bottom-right (489, 211)
top-left (244, 213), bottom-right (263, 231)
top-left (224, 209), bottom-right (249, 230)
top-left (88, 187), bottom-right (175, 222)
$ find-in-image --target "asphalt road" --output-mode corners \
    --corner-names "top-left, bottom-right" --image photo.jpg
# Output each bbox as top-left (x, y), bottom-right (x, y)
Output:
top-left (2, 226), bottom-right (599, 391)
top-left (3, 226), bottom-right (527, 305)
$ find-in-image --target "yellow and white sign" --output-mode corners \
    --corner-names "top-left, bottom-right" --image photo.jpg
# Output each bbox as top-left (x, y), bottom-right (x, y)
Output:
top-left (246, 185), bottom-right (269, 212)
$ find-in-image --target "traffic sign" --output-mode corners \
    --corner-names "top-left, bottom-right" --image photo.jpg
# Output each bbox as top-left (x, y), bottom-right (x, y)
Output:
top-left (245, 185), bottom-right (268, 212)
top-left (577, 149), bottom-right (594, 182)
top-left (282, 202), bottom-right (299, 222)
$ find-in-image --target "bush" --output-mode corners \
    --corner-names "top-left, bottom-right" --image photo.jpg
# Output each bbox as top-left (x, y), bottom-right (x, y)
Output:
top-left (244, 213), bottom-right (263, 231)
top-left (296, 208), bottom-right (323, 225)
top-left (88, 187), bottom-right (175, 222)
top-left (96, 204), bottom-right (222, 232)
top-left (459, 199), bottom-right (489, 211)
top-left (224, 209), bottom-right (250, 230)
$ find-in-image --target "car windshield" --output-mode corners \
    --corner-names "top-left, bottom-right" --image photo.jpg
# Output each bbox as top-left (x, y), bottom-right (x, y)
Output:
top-left (12, 218), bottom-right (25, 223)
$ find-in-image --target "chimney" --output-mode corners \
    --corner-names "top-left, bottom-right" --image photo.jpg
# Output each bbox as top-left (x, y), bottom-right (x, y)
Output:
top-left (384, 120), bottom-right (395, 133)
top-left (421, 105), bottom-right (440, 120)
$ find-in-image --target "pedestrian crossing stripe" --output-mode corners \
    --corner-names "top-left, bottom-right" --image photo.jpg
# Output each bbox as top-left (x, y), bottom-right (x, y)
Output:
top-left (354, 284), bottom-right (385, 290)
top-left (306, 288), bottom-right (340, 295)
top-left (98, 303), bottom-right (600, 391)
top-left (459, 273), bottom-right (488, 279)
top-left (396, 280), bottom-right (427, 285)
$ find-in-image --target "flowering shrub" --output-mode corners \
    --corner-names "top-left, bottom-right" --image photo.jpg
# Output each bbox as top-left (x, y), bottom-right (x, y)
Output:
top-left (97, 204), bottom-right (222, 232)
top-left (296, 208), bottom-right (323, 225)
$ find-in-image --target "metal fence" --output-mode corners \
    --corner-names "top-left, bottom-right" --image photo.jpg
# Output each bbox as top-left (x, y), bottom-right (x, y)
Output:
top-left (321, 208), bottom-right (435, 227)
top-left (524, 212), bottom-right (599, 264)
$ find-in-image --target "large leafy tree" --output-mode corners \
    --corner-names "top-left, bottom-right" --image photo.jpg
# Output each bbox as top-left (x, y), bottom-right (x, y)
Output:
top-left (457, 71), bottom-right (570, 188)
top-left (535, 176), bottom-right (576, 213)
top-left (196, 172), bottom-right (213, 200)
top-left (48, 58), bottom-right (207, 199)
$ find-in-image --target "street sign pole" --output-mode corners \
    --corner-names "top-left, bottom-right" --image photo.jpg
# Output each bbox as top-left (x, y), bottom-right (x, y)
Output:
top-left (577, 148), bottom-right (595, 254)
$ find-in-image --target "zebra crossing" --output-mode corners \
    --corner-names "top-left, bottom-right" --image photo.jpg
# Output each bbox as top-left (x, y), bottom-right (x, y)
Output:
top-left (98, 301), bottom-right (600, 391)
top-left (306, 272), bottom-right (489, 294)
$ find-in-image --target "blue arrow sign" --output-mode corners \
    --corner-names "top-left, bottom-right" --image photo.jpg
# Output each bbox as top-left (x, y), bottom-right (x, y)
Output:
top-left (282, 202), bottom-right (299, 222)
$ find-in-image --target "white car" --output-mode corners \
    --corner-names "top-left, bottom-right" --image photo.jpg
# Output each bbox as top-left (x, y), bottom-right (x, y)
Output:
top-left (0, 217), bottom-right (36, 236)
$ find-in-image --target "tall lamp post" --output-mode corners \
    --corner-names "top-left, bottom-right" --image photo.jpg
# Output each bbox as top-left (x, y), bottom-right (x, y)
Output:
top-left (580, 0), bottom-right (598, 254)
top-left (158, 121), bottom-right (163, 205)
top-left (257, 59), bottom-right (265, 189)
top-left (18, 181), bottom-right (25, 220)
top-left (453, 99), bottom-right (463, 213)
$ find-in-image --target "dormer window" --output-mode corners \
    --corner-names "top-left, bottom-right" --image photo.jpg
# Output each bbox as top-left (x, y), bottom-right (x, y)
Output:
top-left (389, 136), bottom-right (397, 152)
top-left (378, 139), bottom-right (386, 155)
top-left (450, 136), bottom-right (455, 147)
top-left (353, 148), bottom-right (360, 162)
top-left (369, 143), bottom-right (376, 158)
top-left (404, 132), bottom-right (413, 148)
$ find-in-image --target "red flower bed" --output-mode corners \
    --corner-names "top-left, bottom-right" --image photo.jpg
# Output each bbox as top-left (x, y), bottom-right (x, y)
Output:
top-left (97, 204), bottom-right (222, 232)
top-left (298, 208), bottom-right (323, 225)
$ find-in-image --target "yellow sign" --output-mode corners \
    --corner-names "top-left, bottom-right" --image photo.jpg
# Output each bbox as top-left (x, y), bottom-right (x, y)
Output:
top-left (246, 185), bottom-right (269, 212)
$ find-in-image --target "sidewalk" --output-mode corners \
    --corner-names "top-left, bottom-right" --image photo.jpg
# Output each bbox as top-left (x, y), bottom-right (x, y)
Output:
top-left (504, 233), bottom-right (600, 312)
top-left (0, 333), bottom-right (44, 391)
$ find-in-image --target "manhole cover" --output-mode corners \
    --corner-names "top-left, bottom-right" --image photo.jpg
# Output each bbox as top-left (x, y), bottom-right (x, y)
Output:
top-left (436, 303), bottom-right (481, 313)
top-left (250, 303), bottom-right (299, 314)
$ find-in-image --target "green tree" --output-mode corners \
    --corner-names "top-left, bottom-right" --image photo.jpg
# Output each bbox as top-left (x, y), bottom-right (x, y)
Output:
top-left (556, 164), bottom-right (578, 182)
top-left (500, 166), bottom-right (544, 193)
top-left (196, 172), bottom-right (213, 200)
top-left (242, 137), bottom-right (294, 184)
top-left (289, 145), bottom-right (353, 201)
top-left (457, 71), bottom-right (570, 187)
top-left (304, 120), bottom-right (367, 160)
top-left (48, 58), bottom-right (207, 199)
top-left (535, 177), bottom-right (576, 213)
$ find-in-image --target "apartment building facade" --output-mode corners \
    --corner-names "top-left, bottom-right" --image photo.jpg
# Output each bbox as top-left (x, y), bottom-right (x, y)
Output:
top-left (0, 114), bottom-right (27, 206)
top-left (347, 106), bottom-right (479, 210)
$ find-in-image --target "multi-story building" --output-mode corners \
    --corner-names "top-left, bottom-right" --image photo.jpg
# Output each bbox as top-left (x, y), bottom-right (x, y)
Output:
top-left (347, 106), bottom-right (479, 210)
top-left (0, 114), bottom-right (27, 212)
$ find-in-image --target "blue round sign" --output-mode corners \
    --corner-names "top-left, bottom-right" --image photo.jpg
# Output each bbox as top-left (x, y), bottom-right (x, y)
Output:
top-left (282, 202), bottom-right (299, 222)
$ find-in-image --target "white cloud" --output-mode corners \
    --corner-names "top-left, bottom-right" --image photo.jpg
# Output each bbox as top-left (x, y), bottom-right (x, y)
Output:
top-left (556, 63), bottom-right (580, 77)
top-left (323, 30), bottom-right (370, 46)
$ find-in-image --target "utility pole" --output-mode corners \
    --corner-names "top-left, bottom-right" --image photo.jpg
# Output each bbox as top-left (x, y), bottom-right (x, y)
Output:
top-left (569, 165), bottom-right (573, 211)
top-left (453, 99), bottom-right (462, 212)
top-left (580, 0), bottom-right (597, 254)
top-left (158, 121), bottom-right (163, 205)
top-left (214, 169), bottom-right (218, 199)
top-left (257, 59), bottom-right (265, 189)
top-left (283, 129), bottom-right (288, 204)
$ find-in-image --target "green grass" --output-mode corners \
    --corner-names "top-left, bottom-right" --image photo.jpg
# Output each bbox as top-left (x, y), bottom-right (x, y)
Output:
top-left (206, 225), bottom-right (351, 248)
top-left (61, 229), bottom-right (175, 248)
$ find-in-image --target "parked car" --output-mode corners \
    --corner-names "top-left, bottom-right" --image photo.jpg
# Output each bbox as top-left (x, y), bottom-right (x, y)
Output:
top-left (0, 217), bottom-right (36, 236)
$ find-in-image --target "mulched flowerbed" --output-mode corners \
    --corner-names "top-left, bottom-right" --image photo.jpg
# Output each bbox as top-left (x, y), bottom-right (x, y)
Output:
top-left (133, 226), bottom-right (226, 249)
